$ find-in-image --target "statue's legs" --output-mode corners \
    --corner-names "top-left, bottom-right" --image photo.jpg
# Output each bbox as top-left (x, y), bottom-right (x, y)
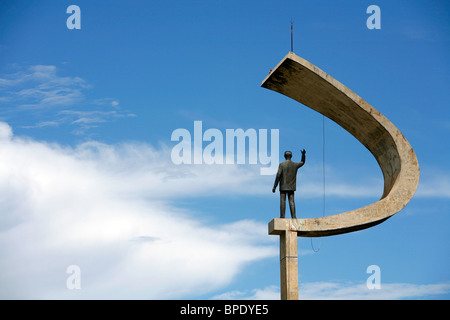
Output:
top-left (280, 191), bottom-right (286, 218)
top-left (288, 192), bottom-right (296, 219)
top-left (280, 191), bottom-right (296, 219)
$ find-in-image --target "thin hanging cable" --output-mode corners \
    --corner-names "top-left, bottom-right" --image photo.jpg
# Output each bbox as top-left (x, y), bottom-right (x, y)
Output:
top-left (322, 114), bottom-right (326, 220)
top-left (311, 115), bottom-right (326, 253)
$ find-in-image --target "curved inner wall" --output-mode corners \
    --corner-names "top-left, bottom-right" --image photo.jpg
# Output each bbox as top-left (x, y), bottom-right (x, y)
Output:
top-left (262, 55), bottom-right (401, 200)
top-left (263, 52), bottom-right (418, 237)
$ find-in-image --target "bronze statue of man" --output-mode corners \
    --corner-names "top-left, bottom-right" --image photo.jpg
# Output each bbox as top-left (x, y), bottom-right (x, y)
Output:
top-left (272, 149), bottom-right (306, 219)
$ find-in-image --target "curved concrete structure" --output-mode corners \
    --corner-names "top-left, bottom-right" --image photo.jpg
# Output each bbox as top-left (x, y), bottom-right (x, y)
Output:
top-left (263, 52), bottom-right (420, 237)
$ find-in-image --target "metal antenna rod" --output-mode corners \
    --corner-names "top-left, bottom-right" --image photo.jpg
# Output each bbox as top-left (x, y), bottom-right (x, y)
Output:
top-left (291, 20), bottom-right (293, 52)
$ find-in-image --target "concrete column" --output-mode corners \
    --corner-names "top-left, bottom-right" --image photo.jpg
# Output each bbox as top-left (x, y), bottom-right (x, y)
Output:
top-left (279, 229), bottom-right (298, 300)
top-left (269, 218), bottom-right (301, 300)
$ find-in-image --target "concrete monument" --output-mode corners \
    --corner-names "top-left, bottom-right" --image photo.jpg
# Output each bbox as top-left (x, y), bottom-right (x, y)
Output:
top-left (261, 52), bottom-right (420, 300)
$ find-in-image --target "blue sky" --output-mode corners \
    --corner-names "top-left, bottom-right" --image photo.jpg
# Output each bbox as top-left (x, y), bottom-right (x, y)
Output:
top-left (0, 0), bottom-right (449, 299)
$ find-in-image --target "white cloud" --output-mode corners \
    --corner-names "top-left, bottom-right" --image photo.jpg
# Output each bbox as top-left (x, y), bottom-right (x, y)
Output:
top-left (0, 65), bottom-right (87, 108)
top-left (212, 285), bottom-right (280, 300)
top-left (294, 164), bottom-right (383, 200)
top-left (415, 169), bottom-right (450, 198)
top-left (299, 281), bottom-right (450, 300)
top-left (0, 122), bottom-right (276, 299)
top-left (214, 281), bottom-right (450, 300)
top-left (297, 163), bottom-right (450, 200)
top-left (0, 65), bottom-right (133, 134)
top-left (0, 122), bottom-right (13, 140)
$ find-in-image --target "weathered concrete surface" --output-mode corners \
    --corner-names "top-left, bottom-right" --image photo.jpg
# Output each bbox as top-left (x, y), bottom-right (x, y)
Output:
top-left (279, 229), bottom-right (299, 300)
top-left (263, 52), bottom-right (420, 237)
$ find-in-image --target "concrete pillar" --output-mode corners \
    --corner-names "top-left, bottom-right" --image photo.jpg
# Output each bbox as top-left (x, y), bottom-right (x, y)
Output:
top-left (279, 229), bottom-right (298, 300)
top-left (269, 219), bottom-right (300, 300)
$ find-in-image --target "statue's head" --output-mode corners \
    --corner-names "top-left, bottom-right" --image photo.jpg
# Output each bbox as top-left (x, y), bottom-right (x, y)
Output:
top-left (284, 151), bottom-right (292, 160)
